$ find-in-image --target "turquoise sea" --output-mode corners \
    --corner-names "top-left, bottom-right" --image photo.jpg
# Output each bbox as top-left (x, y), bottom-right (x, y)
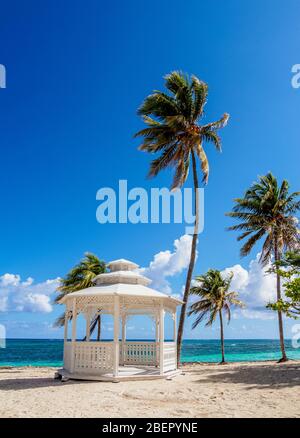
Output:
top-left (1, 339), bottom-right (300, 366)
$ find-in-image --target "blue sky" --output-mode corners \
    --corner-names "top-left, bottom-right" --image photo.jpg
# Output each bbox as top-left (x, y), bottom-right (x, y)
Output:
top-left (0, 0), bottom-right (299, 340)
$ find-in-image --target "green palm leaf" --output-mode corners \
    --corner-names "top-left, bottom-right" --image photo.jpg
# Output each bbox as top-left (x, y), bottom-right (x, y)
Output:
top-left (188, 269), bottom-right (244, 362)
top-left (54, 252), bottom-right (106, 331)
top-left (226, 172), bottom-right (300, 362)
top-left (134, 71), bottom-right (229, 189)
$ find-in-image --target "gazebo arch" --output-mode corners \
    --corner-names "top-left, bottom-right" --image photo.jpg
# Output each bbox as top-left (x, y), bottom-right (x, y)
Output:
top-left (58, 259), bottom-right (183, 381)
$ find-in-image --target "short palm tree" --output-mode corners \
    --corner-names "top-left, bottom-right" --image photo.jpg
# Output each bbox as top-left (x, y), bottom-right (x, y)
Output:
top-left (55, 253), bottom-right (106, 339)
top-left (134, 71), bottom-right (229, 364)
top-left (188, 269), bottom-right (243, 363)
top-left (226, 173), bottom-right (300, 362)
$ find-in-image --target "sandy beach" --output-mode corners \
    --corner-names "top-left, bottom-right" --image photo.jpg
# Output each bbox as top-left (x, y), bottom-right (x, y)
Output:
top-left (0, 360), bottom-right (299, 418)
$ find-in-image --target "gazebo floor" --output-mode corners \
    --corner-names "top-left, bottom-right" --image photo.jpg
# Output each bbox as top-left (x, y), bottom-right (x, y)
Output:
top-left (56, 365), bottom-right (181, 382)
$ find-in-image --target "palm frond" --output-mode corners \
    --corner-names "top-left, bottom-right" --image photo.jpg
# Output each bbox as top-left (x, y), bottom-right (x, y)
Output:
top-left (188, 269), bottom-right (244, 330)
top-left (134, 71), bottom-right (229, 189)
top-left (148, 144), bottom-right (178, 178)
top-left (194, 142), bottom-right (209, 184)
top-left (54, 253), bottom-right (106, 326)
top-left (202, 113), bottom-right (230, 131)
top-left (191, 76), bottom-right (208, 120)
top-left (164, 71), bottom-right (190, 95)
top-left (227, 173), bottom-right (300, 265)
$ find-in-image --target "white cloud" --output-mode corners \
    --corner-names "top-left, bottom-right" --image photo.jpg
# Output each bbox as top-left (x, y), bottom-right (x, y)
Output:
top-left (0, 296), bottom-right (8, 312)
top-left (140, 234), bottom-right (193, 294)
top-left (221, 253), bottom-right (277, 320)
top-left (240, 309), bottom-right (275, 320)
top-left (0, 274), bottom-right (59, 313)
top-left (222, 264), bottom-right (249, 292)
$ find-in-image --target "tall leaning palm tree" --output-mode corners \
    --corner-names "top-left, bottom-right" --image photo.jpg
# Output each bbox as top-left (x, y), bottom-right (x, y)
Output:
top-left (55, 253), bottom-right (106, 339)
top-left (134, 71), bottom-right (229, 363)
top-left (188, 269), bottom-right (243, 363)
top-left (227, 173), bottom-right (300, 362)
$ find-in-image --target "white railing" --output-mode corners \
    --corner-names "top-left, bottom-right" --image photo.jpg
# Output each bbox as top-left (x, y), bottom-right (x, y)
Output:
top-left (63, 341), bottom-right (176, 374)
top-left (63, 341), bottom-right (72, 372)
top-left (121, 341), bottom-right (158, 366)
top-left (72, 341), bottom-right (114, 374)
top-left (163, 342), bottom-right (176, 372)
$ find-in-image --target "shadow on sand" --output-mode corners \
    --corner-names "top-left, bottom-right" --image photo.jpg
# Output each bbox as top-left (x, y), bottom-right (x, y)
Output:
top-left (188, 361), bottom-right (300, 390)
top-left (0, 374), bottom-right (91, 391)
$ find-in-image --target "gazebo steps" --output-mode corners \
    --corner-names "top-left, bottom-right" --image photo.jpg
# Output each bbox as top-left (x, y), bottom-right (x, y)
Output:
top-left (56, 366), bottom-right (181, 382)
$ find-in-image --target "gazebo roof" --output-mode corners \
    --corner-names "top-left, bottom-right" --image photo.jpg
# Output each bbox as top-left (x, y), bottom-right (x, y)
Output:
top-left (60, 283), bottom-right (182, 304)
top-left (59, 258), bottom-right (183, 305)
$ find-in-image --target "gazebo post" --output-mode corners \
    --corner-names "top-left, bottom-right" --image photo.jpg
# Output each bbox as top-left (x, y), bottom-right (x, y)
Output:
top-left (173, 311), bottom-right (177, 369)
top-left (71, 299), bottom-right (77, 373)
top-left (159, 303), bottom-right (164, 375)
top-left (155, 315), bottom-right (159, 342)
top-left (113, 295), bottom-right (120, 377)
top-left (85, 310), bottom-right (90, 342)
top-left (64, 310), bottom-right (68, 342)
top-left (173, 311), bottom-right (177, 342)
top-left (155, 314), bottom-right (159, 367)
top-left (121, 314), bottom-right (126, 366)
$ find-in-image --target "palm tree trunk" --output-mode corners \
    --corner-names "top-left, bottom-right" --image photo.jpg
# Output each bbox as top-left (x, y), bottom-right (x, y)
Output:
top-left (177, 150), bottom-right (199, 365)
top-left (274, 240), bottom-right (288, 362)
top-left (219, 310), bottom-right (225, 364)
top-left (97, 315), bottom-right (101, 341)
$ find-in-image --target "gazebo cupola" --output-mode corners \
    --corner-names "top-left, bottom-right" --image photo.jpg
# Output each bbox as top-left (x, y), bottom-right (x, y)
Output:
top-left (93, 259), bottom-right (150, 286)
top-left (58, 258), bottom-right (183, 382)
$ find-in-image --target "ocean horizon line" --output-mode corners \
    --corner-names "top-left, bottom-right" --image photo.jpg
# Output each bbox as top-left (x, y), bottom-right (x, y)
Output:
top-left (3, 337), bottom-right (294, 341)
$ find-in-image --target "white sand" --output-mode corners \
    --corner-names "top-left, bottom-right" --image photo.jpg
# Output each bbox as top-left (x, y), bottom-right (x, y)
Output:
top-left (0, 361), bottom-right (299, 418)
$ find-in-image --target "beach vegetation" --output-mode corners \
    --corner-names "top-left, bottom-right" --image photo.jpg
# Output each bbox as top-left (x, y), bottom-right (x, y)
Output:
top-left (268, 251), bottom-right (300, 317)
top-left (226, 173), bottom-right (300, 362)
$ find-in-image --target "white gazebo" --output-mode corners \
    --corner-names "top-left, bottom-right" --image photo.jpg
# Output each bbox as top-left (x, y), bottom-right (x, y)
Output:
top-left (57, 259), bottom-right (183, 382)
